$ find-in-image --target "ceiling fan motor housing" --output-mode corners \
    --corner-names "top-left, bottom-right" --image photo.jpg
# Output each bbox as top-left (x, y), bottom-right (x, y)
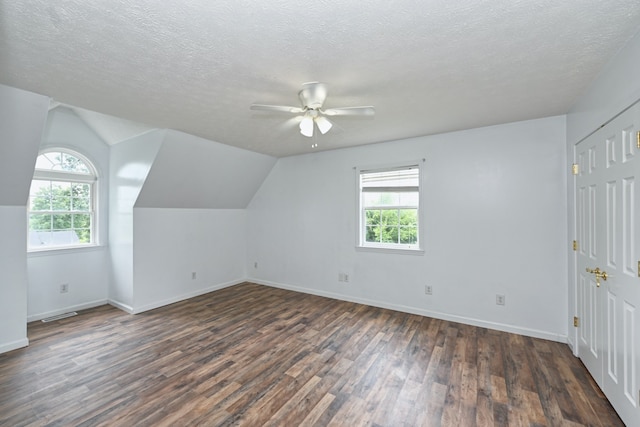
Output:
top-left (299, 82), bottom-right (328, 110)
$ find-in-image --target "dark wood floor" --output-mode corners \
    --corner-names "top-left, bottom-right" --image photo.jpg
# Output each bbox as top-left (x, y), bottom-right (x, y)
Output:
top-left (0, 283), bottom-right (623, 426)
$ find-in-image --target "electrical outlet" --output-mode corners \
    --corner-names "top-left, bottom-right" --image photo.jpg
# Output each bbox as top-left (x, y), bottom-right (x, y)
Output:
top-left (60, 284), bottom-right (69, 293)
top-left (425, 285), bottom-right (433, 295)
top-left (338, 272), bottom-right (350, 283)
top-left (192, 272), bottom-right (197, 280)
top-left (496, 294), bottom-right (505, 305)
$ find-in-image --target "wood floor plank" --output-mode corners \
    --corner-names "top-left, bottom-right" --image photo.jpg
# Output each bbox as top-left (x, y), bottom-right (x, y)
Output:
top-left (0, 282), bottom-right (625, 426)
top-left (262, 374), bottom-right (322, 426)
top-left (410, 345), bottom-right (445, 426)
top-left (298, 393), bottom-right (336, 426)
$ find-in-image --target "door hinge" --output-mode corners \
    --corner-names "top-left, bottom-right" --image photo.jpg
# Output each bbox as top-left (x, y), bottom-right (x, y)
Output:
top-left (637, 261), bottom-right (640, 278)
top-left (572, 163), bottom-right (579, 175)
top-left (636, 131), bottom-right (640, 149)
top-left (572, 240), bottom-right (578, 251)
top-left (573, 316), bottom-right (579, 327)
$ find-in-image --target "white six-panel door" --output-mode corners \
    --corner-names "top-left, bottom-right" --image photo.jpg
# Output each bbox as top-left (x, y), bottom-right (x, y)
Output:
top-left (575, 102), bottom-right (640, 426)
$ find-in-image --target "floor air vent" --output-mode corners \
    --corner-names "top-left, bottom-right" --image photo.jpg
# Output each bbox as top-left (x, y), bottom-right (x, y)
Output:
top-left (41, 312), bottom-right (78, 323)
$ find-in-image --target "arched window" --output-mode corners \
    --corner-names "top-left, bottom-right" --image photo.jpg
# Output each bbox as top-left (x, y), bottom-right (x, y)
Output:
top-left (28, 149), bottom-right (97, 249)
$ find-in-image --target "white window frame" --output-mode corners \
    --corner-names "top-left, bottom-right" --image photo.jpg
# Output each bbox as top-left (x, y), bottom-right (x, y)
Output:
top-left (356, 160), bottom-right (425, 254)
top-left (27, 148), bottom-right (98, 252)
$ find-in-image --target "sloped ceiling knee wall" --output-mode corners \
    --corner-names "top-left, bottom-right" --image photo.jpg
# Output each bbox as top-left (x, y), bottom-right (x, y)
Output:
top-left (135, 129), bottom-right (277, 209)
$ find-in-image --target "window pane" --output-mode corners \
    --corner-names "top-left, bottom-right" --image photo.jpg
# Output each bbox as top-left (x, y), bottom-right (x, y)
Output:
top-left (51, 182), bottom-right (71, 211)
top-left (30, 180), bottom-right (52, 211)
top-left (381, 226), bottom-right (399, 243)
top-left (73, 213), bottom-right (91, 228)
top-left (61, 152), bottom-right (90, 173)
top-left (47, 152), bottom-right (91, 173)
top-left (381, 210), bottom-right (399, 226)
top-left (30, 195), bottom-right (51, 211)
top-left (400, 226), bottom-right (418, 244)
top-left (52, 214), bottom-right (72, 230)
top-left (29, 231), bottom-right (53, 247)
top-left (366, 225), bottom-right (380, 242)
top-left (30, 179), bottom-right (50, 196)
top-left (35, 152), bottom-right (92, 174)
top-left (72, 197), bottom-right (90, 211)
top-left (399, 209), bottom-right (417, 226)
top-left (29, 214), bottom-right (51, 230)
top-left (365, 209), bottom-right (380, 226)
top-left (75, 228), bottom-right (91, 244)
top-left (47, 230), bottom-right (79, 245)
top-left (71, 183), bottom-right (91, 211)
top-left (34, 153), bottom-right (55, 170)
top-left (363, 192), bottom-right (400, 207)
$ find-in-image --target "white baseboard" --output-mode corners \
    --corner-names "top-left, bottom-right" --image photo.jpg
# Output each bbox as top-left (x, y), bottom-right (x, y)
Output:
top-left (567, 335), bottom-right (577, 355)
top-left (131, 279), bottom-right (246, 314)
top-left (250, 278), bottom-right (568, 344)
top-left (0, 338), bottom-right (29, 355)
top-left (108, 299), bottom-right (134, 314)
top-left (27, 299), bottom-right (108, 322)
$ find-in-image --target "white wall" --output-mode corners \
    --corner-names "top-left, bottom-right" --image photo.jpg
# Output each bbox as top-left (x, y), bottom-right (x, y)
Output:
top-left (128, 130), bottom-right (275, 312)
top-left (248, 115), bottom-right (568, 341)
top-left (27, 249), bottom-right (110, 321)
top-left (109, 130), bottom-right (164, 310)
top-left (0, 84), bottom-right (49, 353)
top-left (27, 107), bottom-right (111, 321)
top-left (565, 27), bottom-right (640, 352)
top-left (132, 208), bottom-right (247, 312)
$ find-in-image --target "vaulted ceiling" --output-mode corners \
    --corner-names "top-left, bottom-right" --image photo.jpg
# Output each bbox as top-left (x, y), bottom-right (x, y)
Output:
top-left (1, 1), bottom-right (639, 157)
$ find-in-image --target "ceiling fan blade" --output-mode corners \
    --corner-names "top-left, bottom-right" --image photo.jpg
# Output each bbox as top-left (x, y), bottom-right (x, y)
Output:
top-left (323, 106), bottom-right (375, 117)
top-left (299, 82), bottom-right (328, 109)
top-left (315, 116), bottom-right (333, 134)
top-left (250, 104), bottom-right (305, 114)
top-left (299, 115), bottom-right (314, 137)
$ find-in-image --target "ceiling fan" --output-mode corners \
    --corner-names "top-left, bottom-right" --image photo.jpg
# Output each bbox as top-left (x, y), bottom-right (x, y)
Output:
top-left (250, 82), bottom-right (375, 138)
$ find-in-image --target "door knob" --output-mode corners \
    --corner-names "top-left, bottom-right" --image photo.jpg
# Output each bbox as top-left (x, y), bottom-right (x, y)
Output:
top-left (586, 267), bottom-right (608, 286)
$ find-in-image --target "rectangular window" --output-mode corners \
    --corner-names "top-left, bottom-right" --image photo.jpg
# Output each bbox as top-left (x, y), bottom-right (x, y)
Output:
top-left (358, 164), bottom-right (422, 251)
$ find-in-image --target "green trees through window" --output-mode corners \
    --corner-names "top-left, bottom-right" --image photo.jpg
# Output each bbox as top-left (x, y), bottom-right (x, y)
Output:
top-left (365, 208), bottom-right (418, 244)
top-left (29, 181), bottom-right (92, 244)
top-left (28, 150), bottom-right (96, 249)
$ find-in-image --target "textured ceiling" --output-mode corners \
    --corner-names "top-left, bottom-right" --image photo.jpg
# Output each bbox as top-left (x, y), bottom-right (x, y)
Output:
top-left (1, 1), bottom-right (639, 157)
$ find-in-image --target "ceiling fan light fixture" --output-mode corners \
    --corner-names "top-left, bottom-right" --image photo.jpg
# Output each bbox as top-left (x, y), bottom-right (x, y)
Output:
top-left (250, 82), bottom-right (375, 142)
top-left (300, 115), bottom-right (314, 137)
top-left (315, 116), bottom-right (332, 134)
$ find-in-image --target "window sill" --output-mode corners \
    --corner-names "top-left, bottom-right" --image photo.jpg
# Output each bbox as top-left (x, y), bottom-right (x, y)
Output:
top-left (27, 244), bottom-right (106, 257)
top-left (356, 246), bottom-right (425, 255)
